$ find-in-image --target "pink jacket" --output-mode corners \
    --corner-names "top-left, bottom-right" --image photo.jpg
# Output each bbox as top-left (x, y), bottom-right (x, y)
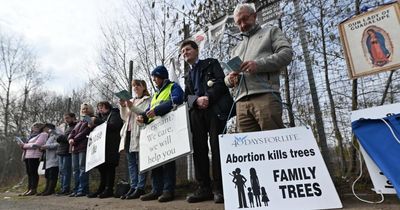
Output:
top-left (23, 132), bottom-right (48, 159)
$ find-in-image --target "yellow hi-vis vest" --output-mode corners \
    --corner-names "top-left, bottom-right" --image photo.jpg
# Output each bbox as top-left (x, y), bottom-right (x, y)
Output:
top-left (149, 82), bottom-right (174, 122)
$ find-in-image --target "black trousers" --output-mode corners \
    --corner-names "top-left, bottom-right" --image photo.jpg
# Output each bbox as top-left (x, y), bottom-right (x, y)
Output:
top-left (189, 108), bottom-right (226, 193)
top-left (96, 163), bottom-right (116, 193)
top-left (24, 158), bottom-right (40, 190)
top-left (45, 166), bottom-right (59, 181)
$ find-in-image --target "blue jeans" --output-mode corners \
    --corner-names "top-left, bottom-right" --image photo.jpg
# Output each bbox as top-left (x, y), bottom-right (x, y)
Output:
top-left (126, 152), bottom-right (147, 190)
top-left (151, 161), bottom-right (176, 194)
top-left (72, 152), bottom-right (89, 194)
top-left (58, 155), bottom-right (72, 192)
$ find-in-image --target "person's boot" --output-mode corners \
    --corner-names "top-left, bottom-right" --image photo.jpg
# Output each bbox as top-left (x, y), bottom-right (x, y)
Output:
top-left (140, 191), bottom-right (162, 201)
top-left (158, 191), bottom-right (175, 202)
top-left (126, 188), bottom-right (145, 199)
top-left (24, 188), bottom-right (37, 196)
top-left (98, 188), bottom-right (114, 199)
top-left (37, 180), bottom-right (50, 196)
top-left (19, 188), bottom-right (31, 196)
top-left (121, 187), bottom-right (135, 199)
top-left (87, 190), bottom-right (102, 198)
top-left (42, 179), bottom-right (57, 196)
top-left (186, 187), bottom-right (213, 203)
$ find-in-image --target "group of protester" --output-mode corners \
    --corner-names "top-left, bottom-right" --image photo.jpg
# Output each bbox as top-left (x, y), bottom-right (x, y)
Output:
top-left (17, 3), bottom-right (293, 205)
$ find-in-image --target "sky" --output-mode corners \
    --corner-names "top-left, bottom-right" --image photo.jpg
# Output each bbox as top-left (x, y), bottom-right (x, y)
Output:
top-left (0, 0), bottom-right (125, 94)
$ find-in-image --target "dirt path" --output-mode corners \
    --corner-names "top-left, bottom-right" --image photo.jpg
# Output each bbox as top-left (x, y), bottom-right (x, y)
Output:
top-left (1, 192), bottom-right (399, 210)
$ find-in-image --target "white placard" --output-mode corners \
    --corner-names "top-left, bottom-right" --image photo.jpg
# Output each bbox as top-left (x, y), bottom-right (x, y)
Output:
top-left (139, 104), bottom-right (192, 173)
top-left (219, 127), bottom-right (342, 210)
top-left (85, 122), bottom-right (107, 172)
top-left (351, 103), bottom-right (398, 194)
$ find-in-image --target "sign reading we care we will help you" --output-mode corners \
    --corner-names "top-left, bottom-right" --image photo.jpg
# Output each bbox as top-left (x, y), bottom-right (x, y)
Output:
top-left (219, 127), bottom-right (342, 210)
top-left (139, 105), bottom-right (192, 173)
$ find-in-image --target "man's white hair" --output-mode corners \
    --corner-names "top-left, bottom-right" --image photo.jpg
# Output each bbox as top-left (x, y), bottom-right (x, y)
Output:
top-left (233, 3), bottom-right (256, 17)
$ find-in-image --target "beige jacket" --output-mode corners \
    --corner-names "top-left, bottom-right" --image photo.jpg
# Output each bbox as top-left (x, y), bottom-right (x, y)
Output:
top-left (118, 96), bottom-right (151, 152)
top-left (225, 24), bottom-right (293, 101)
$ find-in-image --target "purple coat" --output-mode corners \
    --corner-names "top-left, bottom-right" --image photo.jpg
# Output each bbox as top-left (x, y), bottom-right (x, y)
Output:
top-left (68, 120), bottom-right (92, 153)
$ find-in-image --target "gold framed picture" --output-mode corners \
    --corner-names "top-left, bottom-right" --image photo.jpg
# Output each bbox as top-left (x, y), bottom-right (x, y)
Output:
top-left (339, 2), bottom-right (400, 79)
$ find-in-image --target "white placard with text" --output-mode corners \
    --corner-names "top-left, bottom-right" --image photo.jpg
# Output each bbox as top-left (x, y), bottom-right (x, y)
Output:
top-left (85, 122), bottom-right (106, 172)
top-left (139, 105), bottom-right (192, 172)
top-left (219, 127), bottom-right (342, 210)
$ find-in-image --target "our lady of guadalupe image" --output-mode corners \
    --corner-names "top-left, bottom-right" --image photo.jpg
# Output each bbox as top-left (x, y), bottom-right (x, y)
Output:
top-left (363, 26), bottom-right (392, 67)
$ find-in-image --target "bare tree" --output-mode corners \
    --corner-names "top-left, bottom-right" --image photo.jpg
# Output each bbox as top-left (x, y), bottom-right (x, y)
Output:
top-left (0, 33), bottom-right (35, 136)
top-left (292, 0), bottom-right (332, 174)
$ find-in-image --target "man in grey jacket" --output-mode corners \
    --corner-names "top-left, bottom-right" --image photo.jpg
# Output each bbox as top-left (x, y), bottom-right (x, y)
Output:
top-left (225, 3), bottom-right (293, 132)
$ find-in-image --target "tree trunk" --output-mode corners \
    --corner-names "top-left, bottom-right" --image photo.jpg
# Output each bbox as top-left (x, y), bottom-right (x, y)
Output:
top-left (380, 71), bottom-right (394, 105)
top-left (4, 79), bottom-right (11, 136)
top-left (318, 0), bottom-right (346, 176)
top-left (278, 18), bottom-right (295, 127)
top-left (347, 0), bottom-right (361, 178)
top-left (293, 0), bottom-right (332, 174)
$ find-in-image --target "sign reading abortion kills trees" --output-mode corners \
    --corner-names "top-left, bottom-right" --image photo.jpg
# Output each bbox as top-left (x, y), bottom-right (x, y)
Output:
top-left (339, 2), bottom-right (400, 79)
top-left (86, 122), bottom-right (107, 172)
top-left (219, 127), bottom-right (342, 210)
top-left (139, 105), bottom-right (192, 173)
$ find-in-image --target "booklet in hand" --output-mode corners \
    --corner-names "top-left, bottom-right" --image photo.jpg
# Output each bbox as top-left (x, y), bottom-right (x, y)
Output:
top-left (115, 90), bottom-right (133, 101)
top-left (82, 115), bottom-right (93, 124)
top-left (15, 136), bottom-right (24, 144)
top-left (221, 56), bottom-right (243, 73)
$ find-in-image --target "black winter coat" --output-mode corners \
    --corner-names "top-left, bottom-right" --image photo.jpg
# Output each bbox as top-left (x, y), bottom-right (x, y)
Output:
top-left (94, 108), bottom-right (123, 166)
top-left (184, 58), bottom-right (234, 120)
top-left (56, 121), bottom-right (77, 155)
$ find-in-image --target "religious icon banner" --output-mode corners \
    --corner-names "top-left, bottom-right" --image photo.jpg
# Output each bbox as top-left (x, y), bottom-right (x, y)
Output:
top-left (339, 2), bottom-right (400, 79)
top-left (219, 127), bottom-right (342, 210)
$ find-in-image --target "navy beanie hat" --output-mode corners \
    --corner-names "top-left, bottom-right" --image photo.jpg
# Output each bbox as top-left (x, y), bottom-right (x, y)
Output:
top-left (151, 66), bottom-right (169, 79)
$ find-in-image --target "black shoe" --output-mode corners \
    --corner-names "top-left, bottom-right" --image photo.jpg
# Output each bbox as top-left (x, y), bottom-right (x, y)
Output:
top-left (158, 191), bottom-right (174, 202)
top-left (68, 193), bottom-right (76, 197)
top-left (19, 189), bottom-right (30, 196)
top-left (87, 192), bottom-right (100, 198)
top-left (140, 192), bottom-right (161, 201)
top-left (121, 188), bottom-right (135, 199)
top-left (126, 188), bottom-right (145, 199)
top-left (186, 187), bottom-right (213, 203)
top-left (98, 191), bottom-right (114, 199)
top-left (214, 193), bottom-right (224, 203)
top-left (24, 189), bottom-right (37, 196)
top-left (75, 193), bottom-right (86, 197)
top-left (56, 190), bottom-right (70, 196)
top-left (41, 190), bottom-right (54, 196)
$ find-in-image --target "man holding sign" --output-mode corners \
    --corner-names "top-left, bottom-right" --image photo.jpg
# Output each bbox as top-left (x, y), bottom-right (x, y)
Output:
top-left (137, 66), bottom-right (184, 202)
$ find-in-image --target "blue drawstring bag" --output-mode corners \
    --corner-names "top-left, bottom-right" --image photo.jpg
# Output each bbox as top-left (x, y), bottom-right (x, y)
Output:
top-left (352, 113), bottom-right (400, 198)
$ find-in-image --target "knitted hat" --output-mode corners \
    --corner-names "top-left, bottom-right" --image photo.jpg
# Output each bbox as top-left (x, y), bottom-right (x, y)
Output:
top-left (151, 66), bottom-right (169, 79)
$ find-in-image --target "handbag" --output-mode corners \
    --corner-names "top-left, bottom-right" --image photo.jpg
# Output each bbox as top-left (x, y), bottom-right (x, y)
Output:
top-left (352, 113), bottom-right (400, 198)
